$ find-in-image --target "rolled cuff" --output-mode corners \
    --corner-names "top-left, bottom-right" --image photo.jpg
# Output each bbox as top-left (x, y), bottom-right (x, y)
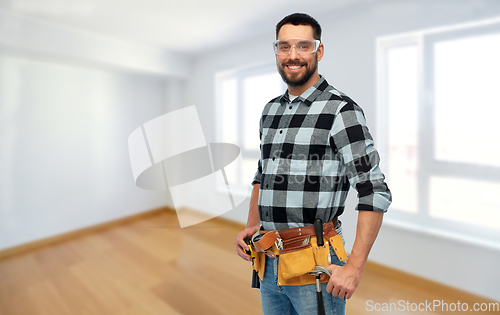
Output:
top-left (356, 191), bottom-right (392, 212)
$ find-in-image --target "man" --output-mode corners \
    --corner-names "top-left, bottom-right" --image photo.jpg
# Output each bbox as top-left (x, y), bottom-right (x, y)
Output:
top-left (235, 13), bottom-right (391, 315)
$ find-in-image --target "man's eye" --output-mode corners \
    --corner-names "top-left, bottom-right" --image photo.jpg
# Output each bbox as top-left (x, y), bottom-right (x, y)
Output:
top-left (280, 45), bottom-right (290, 50)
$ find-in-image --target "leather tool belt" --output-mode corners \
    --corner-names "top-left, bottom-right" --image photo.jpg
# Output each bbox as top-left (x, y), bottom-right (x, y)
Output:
top-left (249, 218), bottom-right (348, 286)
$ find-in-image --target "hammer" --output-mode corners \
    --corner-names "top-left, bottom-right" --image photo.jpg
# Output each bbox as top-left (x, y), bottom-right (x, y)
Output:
top-left (310, 218), bottom-right (332, 315)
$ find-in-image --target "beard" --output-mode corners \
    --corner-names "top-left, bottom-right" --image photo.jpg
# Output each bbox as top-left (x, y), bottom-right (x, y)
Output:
top-left (277, 54), bottom-right (318, 87)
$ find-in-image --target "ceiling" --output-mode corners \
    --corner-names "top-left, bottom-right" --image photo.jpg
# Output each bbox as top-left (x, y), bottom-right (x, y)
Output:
top-left (0, 0), bottom-right (374, 54)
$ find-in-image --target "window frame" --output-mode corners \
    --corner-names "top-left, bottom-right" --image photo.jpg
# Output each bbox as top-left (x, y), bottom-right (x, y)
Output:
top-left (377, 21), bottom-right (500, 247)
top-left (215, 63), bottom-right (286, 195)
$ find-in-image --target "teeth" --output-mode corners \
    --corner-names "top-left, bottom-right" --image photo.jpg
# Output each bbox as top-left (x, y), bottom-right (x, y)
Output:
top-left (288, 65), bottom-right (302, 69)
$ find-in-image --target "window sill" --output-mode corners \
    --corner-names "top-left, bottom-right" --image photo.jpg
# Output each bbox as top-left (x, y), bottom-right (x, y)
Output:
top-left (383, 215), bottom-right (500, 252)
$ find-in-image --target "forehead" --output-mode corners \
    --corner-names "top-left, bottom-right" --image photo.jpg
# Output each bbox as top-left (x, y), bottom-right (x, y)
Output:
top-left (278, 24), bottom-right (315, 40)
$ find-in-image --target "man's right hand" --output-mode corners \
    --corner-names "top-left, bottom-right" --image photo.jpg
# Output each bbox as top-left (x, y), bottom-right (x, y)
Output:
top-left (235, 226), bottom-right (260, 262)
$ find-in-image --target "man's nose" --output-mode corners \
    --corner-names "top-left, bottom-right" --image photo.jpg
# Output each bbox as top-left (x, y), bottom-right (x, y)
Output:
top-left (289, 46), bottom-right (300, 59)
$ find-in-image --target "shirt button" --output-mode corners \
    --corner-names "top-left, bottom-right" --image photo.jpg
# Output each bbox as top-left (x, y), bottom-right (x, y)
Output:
top-left (272, 157), bottom-right (275, 161)
top-left (279, 130), bottom-right (283, 134)
top-left (289, 106), bottom-right (292, 109)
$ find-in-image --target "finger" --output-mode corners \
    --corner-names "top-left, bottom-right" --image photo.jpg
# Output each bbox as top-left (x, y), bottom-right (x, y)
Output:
top-left (240, 233), bottom-right (252, 248)
top-left (236, 246), bottom-right (251, 261)
top-left (235, 242), bottom-right (252, 261)
top-left (345, 290), bottom-right (353, 300)
top-left (344, 288), bottom-right (353, 300)
top-left (337, 288), bottom-right (347, 300)
top-left (238, 238), bottom-right (250, 251)
top-left (326, 280), bottom-right (334, 293)
top-left (343, 283), bottom-right (355, 299)
top-left (234, 237), bottom-right (248, 253)
top-left (325, 265), bottom-right (336, 292)
top-left (344, 291), bottom-right (352, 300)
top-left (331, 285), bottom-right (342, 298)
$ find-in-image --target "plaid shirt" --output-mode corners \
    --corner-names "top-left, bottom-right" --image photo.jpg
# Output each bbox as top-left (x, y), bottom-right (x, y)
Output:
top-left (252, 76), bottom-right (392, 230)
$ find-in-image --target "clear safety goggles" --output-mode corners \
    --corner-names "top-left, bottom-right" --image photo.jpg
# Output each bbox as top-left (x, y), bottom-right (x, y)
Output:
top-left (273, 38), bottom-right (321, 55)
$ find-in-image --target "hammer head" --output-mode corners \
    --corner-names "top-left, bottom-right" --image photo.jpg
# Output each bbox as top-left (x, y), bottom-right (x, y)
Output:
top-left (309, 265), bottom-right (332, 277)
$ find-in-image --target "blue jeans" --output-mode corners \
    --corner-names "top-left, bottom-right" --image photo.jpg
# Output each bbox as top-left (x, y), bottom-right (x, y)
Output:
top-left (260, 227), bottom-right (346, 315)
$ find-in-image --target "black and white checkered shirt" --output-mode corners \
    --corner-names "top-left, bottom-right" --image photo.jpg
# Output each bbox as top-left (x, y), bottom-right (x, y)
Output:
top-left (252, 76), bottom-right (392, 230)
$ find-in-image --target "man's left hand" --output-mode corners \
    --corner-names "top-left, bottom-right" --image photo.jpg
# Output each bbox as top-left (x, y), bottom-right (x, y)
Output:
top-left (320, 263), bottom-right (362, 299)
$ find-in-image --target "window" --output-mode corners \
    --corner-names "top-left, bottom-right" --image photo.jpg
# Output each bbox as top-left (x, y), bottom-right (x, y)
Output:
top-left (377, 20), bottom-right (500, 244)
top-left (216, 64), bottom-right (285, 194)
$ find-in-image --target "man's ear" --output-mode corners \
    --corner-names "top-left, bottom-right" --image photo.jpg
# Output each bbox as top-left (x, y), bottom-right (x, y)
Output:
top-left (316, 43), bottom-right (324, 62)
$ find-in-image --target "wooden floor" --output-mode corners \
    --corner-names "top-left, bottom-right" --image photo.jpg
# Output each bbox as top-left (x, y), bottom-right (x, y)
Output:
top-left (0, 209), bottom-right (497, 315)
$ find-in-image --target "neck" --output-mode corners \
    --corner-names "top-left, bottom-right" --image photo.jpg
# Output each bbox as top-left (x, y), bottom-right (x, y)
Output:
top-left (287, 73), bottom-right (321, 96)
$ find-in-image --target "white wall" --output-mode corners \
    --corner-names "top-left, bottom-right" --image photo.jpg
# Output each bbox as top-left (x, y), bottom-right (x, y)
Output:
top-left (0, 12), bottom-right (189, 251)
top-left (186, 0), bottom-right (500, 301)
top-left (0, 53), bottom-right (177, 250)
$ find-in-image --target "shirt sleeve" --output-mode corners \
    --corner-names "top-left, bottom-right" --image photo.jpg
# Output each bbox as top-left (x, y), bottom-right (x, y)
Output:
top-left (251, 159), bottom-right (262, 186)
top-left (251, 115), bottom-right (263, 186)
top-left (330, 101), bottom-right (392, 212)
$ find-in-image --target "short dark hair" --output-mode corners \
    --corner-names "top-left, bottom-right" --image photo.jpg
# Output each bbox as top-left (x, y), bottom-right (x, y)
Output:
top-left (276, 13), bottom-right (322, 41)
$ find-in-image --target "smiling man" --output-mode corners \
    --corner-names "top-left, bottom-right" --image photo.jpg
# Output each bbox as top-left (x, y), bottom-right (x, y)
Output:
top-left (235, 13), bottom-right (392, 315)
top-left (275, 25), bottom-right (322, 94)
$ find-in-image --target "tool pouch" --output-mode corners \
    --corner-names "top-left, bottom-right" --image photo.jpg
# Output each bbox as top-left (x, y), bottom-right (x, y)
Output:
top-left (255, 251), bottom-right (266, 280)
top-left (277, 234), bottom-right (347, 286)
top-left (327, 234), bottom-right (348, 262)
top-left (312, 236), bottom-right (330, 267)
top-left (277, 234), bottom-right (333, 282)
top-left (252, 246), bottom-right (262, 272)
top-left (278, 236), bottom-right (316, 280)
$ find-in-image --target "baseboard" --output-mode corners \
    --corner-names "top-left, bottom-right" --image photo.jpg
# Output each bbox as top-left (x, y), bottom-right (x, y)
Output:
top-left (0, 206), bottom-right (171, 260)
top-left (363, 260), bottom-right (498, 303)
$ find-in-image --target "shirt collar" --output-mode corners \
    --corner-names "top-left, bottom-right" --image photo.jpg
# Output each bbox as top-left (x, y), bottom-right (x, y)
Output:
top-left (280, 75), bottom-right (330, 106)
